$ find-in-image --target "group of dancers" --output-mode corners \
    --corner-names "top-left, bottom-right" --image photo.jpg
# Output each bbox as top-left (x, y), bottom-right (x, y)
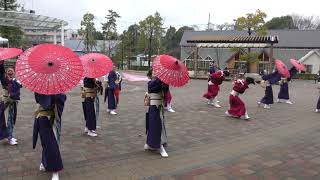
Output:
top-left (203, 61), bottom-right (320, 120)
top-left (0, 59), bottom-right (177, 180)
top-left (81, 66), bottom-right (125, 137)
top-left (0, 55), bottom-right (319, 180)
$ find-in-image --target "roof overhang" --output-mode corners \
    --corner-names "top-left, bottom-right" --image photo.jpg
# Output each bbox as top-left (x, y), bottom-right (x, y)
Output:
top-left (0, 37), bottom-right (9, 44)
top-left (196, 43), bottom-right (269, 48)
top-left (0, 10), bottom-right (68, 29)
top-left (299, 50), bottom-right (320, 63)
top-left (186, 35), bottom-right (278, 48)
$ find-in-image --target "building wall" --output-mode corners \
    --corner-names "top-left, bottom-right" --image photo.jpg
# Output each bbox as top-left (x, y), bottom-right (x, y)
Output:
top-left (23, 28), bottom-right (67, 44)
top-left (249, 61), bottom-right (258, 73)
top-left (301, 53), bottom-right (320, 74)
top-left (181, 47), bottom-right (320, 73)
top-left (227, 59), bottom-right (235, 69)
top-left (181, 47), bottom-right (234, 69)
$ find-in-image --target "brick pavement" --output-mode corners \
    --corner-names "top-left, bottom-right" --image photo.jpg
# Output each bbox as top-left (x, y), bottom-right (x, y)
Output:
top-left (0, 75), bottom-right (319, 180)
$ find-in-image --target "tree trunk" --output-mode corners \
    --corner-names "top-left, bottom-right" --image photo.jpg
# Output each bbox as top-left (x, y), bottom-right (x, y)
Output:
top-left (148, 35), bottom-right (152, 68)
top-left (108, 40), bottom-right (111, 57)
top-left (121, 42), bottom-right (124, 70)
top-left (4, 0), bottom-right (8, 11)
top-left (86, 29), bottom-right (89, 52)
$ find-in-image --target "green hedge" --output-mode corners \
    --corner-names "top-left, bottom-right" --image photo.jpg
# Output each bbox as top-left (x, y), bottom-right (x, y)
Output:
top-left (293, 73), bottom-right (317, 80)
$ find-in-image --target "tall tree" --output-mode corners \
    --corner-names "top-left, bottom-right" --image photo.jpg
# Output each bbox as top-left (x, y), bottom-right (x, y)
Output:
top-left (265, 16), bottom-right (297, 29)
top-left (0, 0), bottom-right (19, 10)
top-left (163, 26), bottom-right (176, 54)
top-left (113, 33), bottom-right (126, 68)
top-left (235, 9), bottom-right (267, 35)
top-left (93, 31), bottom-right (104, 40)
top-left (291, 14), bottom-right (320, 30)
top-left (235, 9), bottom-right (267, 72)
top-left (114, 24), bottom-right (141, 69)
top-left (0, 0), bottom-right (24, 48)
top-left (162, 26), bottom-right (195, 58)
top-left (78, 12), bottom-right (96, 52)
top-left (139, 12), bottom-right (164, 67)
top-left (0, 26), bottom-right (25, 47)
top-left (102, 10), bottom-right (121, 56)
top-left (120, 24), bottom-right (140, 56)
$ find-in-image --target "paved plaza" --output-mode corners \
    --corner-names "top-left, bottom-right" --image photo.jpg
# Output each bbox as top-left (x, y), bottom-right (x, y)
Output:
top-left (0, 73), bottom-right (319, 180)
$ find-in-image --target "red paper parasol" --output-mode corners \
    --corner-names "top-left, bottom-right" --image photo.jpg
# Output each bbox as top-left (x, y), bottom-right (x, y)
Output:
top-left (290, 59), bottom-right (306, 71)
top-left (0, 48), bottom-right (23, 61)
top-left (275, 59), bottom-right (290, 78)
top-left (152, 55), bottom-right (189, 87)
top-left (15, 44), bottom-right (83, 95)
top-left (80, 53), bottom-right (113, 78)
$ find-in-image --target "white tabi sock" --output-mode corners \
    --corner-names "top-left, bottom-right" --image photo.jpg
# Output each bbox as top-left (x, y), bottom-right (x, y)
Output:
top-left (52, 173), bottom-right (59, 180)
top-left (159, 145), bottom-right (168, 158)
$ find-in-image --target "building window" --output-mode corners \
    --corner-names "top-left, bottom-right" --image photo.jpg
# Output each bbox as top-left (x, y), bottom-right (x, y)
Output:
top-left (258, 51), bottom-right (269, 62)
top-left (305, 65), bottom-right (313, 73)
top-left (258, 63), bottom-right (269, 75)
top-left (234, 61), bottom-right (247, 69)
top-left (205, 56), bottom-right (212, 60)
top-left (186, 52), bottom-right (203, 60)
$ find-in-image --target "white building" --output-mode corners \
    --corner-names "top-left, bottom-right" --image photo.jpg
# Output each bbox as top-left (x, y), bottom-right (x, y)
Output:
top-left (299, 50), bottom-right (320, 74)
top-left (0, 10), bottom-right (68, 46)
top-left (65, 29), bottom-right (81, 40)
top-left (23, 27), bottom-right (67, 45)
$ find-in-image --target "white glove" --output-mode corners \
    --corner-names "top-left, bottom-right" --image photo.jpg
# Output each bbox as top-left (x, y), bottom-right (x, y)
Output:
top-left (208, 81), bottom-right (213, 85)
top-left (236, 79), bottom-right (244, 85)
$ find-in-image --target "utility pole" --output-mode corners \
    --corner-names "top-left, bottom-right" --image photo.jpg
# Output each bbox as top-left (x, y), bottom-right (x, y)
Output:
top-left (207, 13), bottom-right (211, 31)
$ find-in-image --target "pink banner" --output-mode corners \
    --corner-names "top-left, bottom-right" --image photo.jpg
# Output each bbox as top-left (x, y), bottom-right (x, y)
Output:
top-left (122, 72), bottom-right (149, 82)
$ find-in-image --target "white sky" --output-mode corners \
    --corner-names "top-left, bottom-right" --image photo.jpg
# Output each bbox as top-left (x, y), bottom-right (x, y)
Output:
top-left (18, 0), bottom-right (320, 32)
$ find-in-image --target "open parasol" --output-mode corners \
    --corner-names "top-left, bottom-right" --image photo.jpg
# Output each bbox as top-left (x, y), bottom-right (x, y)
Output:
top-left (0, 48), bottom-right (23, 61)
top-left (275, 59), bottom-right (290, 78)
top-left (290, 59), bottom-right (306, 71)
top-left (152, 55), bottom-right (189, 87)
top-left (80, 53), bottom-right (113, 78)
top-left (15, 44), bottom-right (83, 95)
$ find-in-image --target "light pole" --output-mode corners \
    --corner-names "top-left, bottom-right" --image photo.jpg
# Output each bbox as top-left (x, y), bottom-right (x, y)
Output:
top-left (233, 19), bottom-right (237, 30)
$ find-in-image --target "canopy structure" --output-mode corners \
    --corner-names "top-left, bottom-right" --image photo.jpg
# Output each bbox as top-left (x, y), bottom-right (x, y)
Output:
top-left (185, 35), bottom-right (279, 76)
top-left (0, 10), bottom-right (68, 45)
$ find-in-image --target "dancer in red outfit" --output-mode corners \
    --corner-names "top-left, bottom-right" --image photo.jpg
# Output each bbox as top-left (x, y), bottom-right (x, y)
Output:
top-left (203, 70), bottom-right (224, 108)
top-left (225, 77), bottom-right (255, 120)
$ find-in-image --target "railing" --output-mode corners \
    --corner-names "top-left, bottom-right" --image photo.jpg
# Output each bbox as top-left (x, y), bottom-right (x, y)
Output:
top-left (184, 59), bottom-right (215, 70)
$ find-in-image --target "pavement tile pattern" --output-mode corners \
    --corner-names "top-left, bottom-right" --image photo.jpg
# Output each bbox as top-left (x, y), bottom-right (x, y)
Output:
top-left (0, 74), bottom-right (319, 180)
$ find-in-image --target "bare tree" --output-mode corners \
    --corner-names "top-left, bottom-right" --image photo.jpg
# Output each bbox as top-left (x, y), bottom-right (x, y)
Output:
top-left (291, 14), bottom-right (320, 30)
top-left (191, 25), bottom-right (200, 31)
top-left (216, 23), bottom-right (234, 31)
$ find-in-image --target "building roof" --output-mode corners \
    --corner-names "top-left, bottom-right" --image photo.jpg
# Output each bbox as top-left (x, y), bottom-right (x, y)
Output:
top-left (299, 50), bottom-right (320, 63)
top-left (181, 30), bottom-right (320, 49)
top-left (65, 39), bottom-right (121, 53)
top-left (187, 35), bottom-right (278, 44)
top-left (0, 10), bottom-right (67, 29)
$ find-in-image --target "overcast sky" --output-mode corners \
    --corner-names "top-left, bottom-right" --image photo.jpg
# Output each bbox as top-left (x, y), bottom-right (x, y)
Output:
top-left (18, 0), bottom-right (320, 32)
